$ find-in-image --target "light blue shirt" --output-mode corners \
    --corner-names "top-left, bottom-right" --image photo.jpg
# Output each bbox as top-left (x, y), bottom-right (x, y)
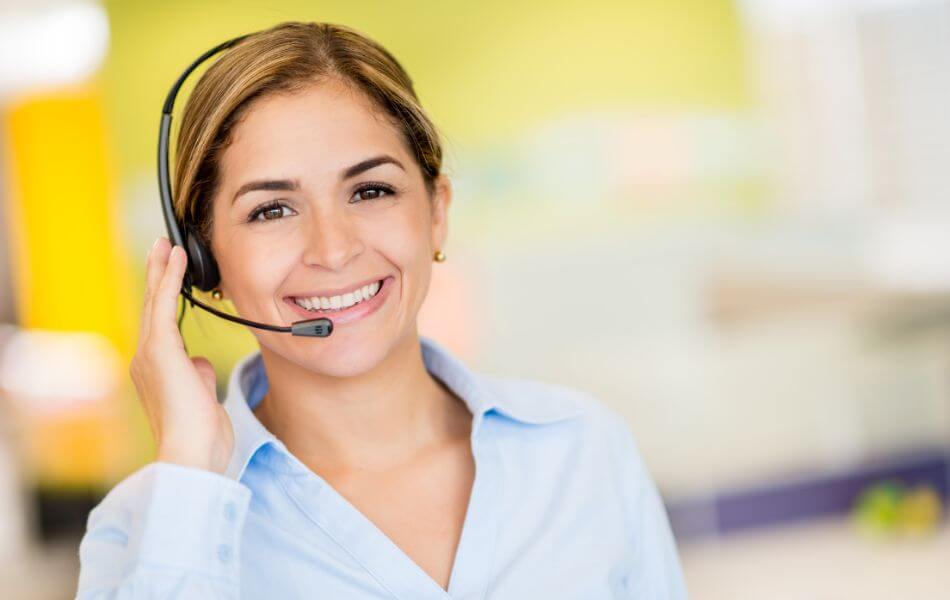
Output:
top-left (77, 336), bottom-right (687, 598)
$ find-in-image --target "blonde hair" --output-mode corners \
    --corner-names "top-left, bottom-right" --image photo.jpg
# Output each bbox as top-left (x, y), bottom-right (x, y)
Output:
top-left (173, 21), bottom-right (443, 244)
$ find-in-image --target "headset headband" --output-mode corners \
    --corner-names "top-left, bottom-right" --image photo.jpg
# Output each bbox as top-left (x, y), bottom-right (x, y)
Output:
top-left (157, 34), bottom-right (249, 290)
top-left (156, 33), bottom-right (332, 338)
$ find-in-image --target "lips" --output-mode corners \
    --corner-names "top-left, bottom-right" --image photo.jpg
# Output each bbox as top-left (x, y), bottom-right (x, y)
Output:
top-left (283, 275), bottom-right (395, 326)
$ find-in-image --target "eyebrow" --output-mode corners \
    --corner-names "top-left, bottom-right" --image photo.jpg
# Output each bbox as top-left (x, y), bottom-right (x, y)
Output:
top-left (231, 155), bottom-right (406, 204)
top-left (232, 179), bottom-right (299, 204)
top-left (343, 154), bottom-right (405, 179)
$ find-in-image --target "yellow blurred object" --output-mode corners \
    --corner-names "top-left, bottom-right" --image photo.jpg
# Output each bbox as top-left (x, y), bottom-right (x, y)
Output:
top-left (2, 86), bottom-right (135, 354)
top-left (0, 85), bottom-right (140, 487)
top-left (898, 486), bottom-right (943, 536)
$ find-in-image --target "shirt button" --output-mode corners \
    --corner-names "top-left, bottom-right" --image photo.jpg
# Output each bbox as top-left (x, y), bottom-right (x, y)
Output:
top-left (223, 501), bottom-right (237, 523)
top-left (217, 544), bottom-right (232, 563)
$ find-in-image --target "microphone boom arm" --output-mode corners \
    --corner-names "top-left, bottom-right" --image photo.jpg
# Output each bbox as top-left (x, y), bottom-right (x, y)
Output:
top-left (180, 289), bottom-right (333, 337)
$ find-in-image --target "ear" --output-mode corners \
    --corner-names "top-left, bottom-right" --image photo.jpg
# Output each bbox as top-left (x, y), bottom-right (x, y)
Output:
top-left (429, 174), bottom-right (452, 252)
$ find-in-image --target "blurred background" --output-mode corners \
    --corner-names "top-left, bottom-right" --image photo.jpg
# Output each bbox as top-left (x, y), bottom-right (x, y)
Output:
top-left (1, 0), bottom-right (949, 597)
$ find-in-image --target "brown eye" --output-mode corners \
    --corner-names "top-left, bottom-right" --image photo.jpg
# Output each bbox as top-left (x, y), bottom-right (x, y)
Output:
top-left (350, 183), bottom-right (395, 203)
top-left (262, 206), bottom-right (284, 219)
top-left (249, 202), bottom-right (295, 222)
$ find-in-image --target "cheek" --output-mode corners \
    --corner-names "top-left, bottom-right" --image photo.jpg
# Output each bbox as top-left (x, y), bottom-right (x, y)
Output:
top-left (217, 231), bottom-right (298, 300)
top-left (383, 208), bottom-right (434, 303)
top-left (371, 207), bottom-right (430, 270)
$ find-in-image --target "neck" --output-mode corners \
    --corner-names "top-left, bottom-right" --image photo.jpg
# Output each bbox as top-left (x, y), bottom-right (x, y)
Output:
top-left (253, 332), bottom-right (471, 475)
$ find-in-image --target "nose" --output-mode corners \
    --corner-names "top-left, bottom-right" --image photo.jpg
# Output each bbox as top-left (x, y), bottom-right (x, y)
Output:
top-left (300, 204), bottom-right (365, 271)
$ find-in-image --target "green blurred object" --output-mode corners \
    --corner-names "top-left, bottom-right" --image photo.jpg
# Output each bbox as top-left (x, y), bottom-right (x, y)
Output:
top-left (853, 480), bottom-right (904, 535)
top-left (853, 480), bottom-right (943, 537)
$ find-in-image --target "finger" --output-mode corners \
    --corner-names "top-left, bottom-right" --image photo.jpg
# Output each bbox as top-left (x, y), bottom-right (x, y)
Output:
top-left (141, 237), bottom-right (172, 342)
top-left (150, 244), bottom-right (188, 345)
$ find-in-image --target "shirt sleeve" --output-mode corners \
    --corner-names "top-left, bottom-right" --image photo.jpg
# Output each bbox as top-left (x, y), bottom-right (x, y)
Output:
top-left (76, 461), bottom-right (252, 599)
top-left (608, 412), bottom-right (689, 599)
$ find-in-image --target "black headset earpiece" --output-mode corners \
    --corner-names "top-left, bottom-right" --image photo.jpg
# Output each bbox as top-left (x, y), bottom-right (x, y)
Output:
top-left (184, 225), bottom-right (220, 291)
top-left (155, 32), bottom-right (332, 337)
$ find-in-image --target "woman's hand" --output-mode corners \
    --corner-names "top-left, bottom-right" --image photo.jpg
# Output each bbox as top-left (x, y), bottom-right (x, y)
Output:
top-left (129, 237), bottom-right (234, 474)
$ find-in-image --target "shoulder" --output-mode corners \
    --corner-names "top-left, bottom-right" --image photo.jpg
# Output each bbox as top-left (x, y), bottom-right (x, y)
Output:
top-left (478, 376), bottom-right (662, 524)
top-left (483, 372), bottom-right (626, 423)
top-left (479, 373), bottom-right (641, 459)
top-left (423, 335), bottom-right (620, 430)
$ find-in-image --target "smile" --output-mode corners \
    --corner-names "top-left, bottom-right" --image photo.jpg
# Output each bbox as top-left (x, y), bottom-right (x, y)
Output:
top-left (284, 276), bottom-right (394, 326)
top-left (292, 279), bottom-right (383, 312)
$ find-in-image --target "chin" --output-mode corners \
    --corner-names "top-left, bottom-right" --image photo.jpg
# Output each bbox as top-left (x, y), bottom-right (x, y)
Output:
top-left (265, 333), bottom-right (395, 379)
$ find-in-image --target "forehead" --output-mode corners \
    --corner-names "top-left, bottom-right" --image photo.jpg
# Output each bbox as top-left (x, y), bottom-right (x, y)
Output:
top-left (218, 78), bottom-right (410, 185)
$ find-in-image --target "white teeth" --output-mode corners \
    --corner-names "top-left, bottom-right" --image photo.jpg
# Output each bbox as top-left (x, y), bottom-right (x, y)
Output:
top-left (293, 279), bottom-right (384, 312)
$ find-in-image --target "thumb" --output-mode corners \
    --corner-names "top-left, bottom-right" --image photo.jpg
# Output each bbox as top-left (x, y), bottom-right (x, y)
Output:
top-left (191, 356), bottom-right (218, 399)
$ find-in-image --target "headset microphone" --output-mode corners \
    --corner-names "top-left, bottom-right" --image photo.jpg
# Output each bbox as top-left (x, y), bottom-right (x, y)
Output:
top-left (158, 33), bottom-right (332, 338)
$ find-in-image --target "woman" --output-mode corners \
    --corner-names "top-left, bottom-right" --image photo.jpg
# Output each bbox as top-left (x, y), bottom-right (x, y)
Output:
top-left (77, 21), bottom-right (686, 599)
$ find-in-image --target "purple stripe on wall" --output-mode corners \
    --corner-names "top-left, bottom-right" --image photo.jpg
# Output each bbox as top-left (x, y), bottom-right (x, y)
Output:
top-left (665, 446), bottom-right (950, 540)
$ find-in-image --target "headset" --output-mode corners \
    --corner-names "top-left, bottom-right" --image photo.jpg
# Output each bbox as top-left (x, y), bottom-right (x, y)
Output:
top-left (158, 34), bottom-right (332, 338)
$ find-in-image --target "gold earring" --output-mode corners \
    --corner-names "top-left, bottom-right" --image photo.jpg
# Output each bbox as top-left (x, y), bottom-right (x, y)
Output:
top-left (211, 288), bottom-right (223, 300)
top-left (433, 250), bottom-right (446, 262)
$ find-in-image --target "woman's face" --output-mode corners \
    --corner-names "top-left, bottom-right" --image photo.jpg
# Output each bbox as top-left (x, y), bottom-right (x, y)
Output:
top-left (209, 78), bottom-right (451, 377)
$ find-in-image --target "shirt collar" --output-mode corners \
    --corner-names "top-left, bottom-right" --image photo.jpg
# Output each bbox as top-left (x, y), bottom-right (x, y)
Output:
top-left (222, 335), bottom-right (582, 481)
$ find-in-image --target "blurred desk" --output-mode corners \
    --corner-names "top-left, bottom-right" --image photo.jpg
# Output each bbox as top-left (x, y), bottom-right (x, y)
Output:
top-left (682, 517), bottom-right (950, 599)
